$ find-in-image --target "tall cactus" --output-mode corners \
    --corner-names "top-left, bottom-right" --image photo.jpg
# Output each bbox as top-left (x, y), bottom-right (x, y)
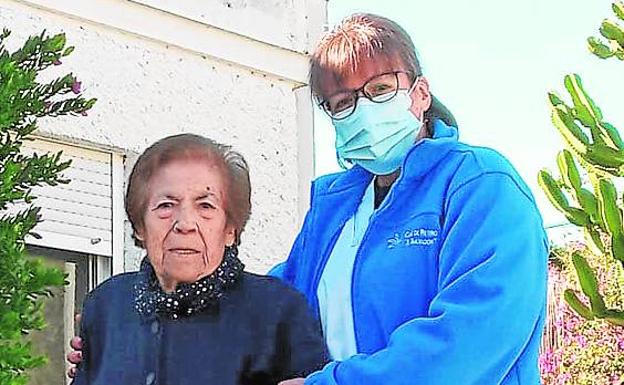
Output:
top-left (539, 2), bottom-right (624, 327)
top-left (540, 76), bottom-right (624, 326)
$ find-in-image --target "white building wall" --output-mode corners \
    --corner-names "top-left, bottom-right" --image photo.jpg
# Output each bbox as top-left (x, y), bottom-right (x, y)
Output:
top-left (0, 0), bottom-right (327, 273)
top-left (130, 0), bottom-right (326, 55)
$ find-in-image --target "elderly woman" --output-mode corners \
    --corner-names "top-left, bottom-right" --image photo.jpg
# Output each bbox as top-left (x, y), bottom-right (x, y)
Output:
top-left (71, 134), bottom-right (327, 385)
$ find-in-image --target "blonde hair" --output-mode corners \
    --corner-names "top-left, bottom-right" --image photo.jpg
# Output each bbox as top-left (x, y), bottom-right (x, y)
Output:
top-left (310, 13), bottom-right (420, 99)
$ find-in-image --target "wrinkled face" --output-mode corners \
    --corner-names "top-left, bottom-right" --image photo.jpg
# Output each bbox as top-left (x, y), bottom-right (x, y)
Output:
top-left (137, 157), bottom-right (236, 292)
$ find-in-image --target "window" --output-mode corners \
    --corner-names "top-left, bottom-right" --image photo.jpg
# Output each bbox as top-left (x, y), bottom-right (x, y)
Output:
top-left (26, 246), bottom-right (111, 385)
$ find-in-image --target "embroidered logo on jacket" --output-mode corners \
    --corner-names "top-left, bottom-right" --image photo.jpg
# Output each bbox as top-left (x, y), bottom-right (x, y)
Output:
top-left (387, 228), bottom-right (439, 248)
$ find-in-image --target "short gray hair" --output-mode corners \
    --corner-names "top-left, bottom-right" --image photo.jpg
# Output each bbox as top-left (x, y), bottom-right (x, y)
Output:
top-left (125, 134), bottom-right (251, 247)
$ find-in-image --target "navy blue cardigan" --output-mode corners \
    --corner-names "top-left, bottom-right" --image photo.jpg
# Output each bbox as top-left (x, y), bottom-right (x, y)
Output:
top-left (72, 270), bottom-right (328, 385)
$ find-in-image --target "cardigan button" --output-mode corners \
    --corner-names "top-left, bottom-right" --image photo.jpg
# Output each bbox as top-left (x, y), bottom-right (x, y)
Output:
top-left (151, 320), bottom-right (159, 334)
top-left (146, 372), bottom-right (155, 385)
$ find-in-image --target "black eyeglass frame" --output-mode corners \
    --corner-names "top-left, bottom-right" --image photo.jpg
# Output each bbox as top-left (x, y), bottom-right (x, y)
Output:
top-left (316, 70), bottom-right (419, 120)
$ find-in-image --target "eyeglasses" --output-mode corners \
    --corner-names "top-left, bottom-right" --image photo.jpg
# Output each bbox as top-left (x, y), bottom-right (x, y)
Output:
top-left (317, 71), bottom-right (416, 120)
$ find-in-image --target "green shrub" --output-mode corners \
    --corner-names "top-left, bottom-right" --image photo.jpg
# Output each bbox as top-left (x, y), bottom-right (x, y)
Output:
top-left (0, 29), bottom-right (95, 385)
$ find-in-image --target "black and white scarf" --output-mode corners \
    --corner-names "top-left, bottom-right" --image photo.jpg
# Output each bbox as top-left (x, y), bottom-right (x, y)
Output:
top-left (134, 246), bottom-right (244, 319)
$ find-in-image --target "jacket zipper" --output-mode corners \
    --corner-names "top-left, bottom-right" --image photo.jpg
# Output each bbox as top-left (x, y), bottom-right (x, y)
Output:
top-left (350, 171), bottom-right (406, 352)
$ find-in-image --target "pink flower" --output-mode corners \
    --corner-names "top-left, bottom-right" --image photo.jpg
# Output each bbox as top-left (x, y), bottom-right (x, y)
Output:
top-left (53, 59), bottom-right (62, 65)
top-left (71, 80), bottom-right (81, 94)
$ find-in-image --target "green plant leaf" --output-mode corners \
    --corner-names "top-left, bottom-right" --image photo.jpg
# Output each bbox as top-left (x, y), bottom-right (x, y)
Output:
top-left (588, 36), bottom-right (615, 58)
top-left (571, 252), bottom-right (607, 316)
top-left (564, 289), bottom-right (595, 320)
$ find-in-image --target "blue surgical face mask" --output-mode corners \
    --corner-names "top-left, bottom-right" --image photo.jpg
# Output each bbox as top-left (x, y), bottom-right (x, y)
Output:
top-left (332, 82), bottom-right (423, 175)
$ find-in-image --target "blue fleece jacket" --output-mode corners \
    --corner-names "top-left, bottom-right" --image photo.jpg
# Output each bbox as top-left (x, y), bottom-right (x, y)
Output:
top-left (271, 120), bottom-right (548, 385)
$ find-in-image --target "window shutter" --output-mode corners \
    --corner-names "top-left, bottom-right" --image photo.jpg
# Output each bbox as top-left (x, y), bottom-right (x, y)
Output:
top-left (18, 139), bottom-right (114, 256)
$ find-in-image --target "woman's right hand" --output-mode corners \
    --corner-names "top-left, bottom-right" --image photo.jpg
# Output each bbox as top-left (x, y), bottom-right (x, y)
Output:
top-left (66, 314), bottom-right (83, 378)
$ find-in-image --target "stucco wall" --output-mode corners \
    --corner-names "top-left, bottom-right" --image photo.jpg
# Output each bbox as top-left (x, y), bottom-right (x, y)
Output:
top-left (131, 0), bottom-right (326, 54)
top-left (0, 0), bottom-right (323, 273)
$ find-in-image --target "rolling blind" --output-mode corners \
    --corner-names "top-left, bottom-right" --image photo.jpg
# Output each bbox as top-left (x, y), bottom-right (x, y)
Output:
top-left (15, 139), bottom-right (114, 256)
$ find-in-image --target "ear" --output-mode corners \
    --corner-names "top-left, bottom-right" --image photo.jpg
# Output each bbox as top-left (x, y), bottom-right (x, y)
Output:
top-left (224, 225), bottom-right (237, 247)
top-left (409, 76), bottom-right (432, 121)
top-left (135, 229), bottom-right (144, 241)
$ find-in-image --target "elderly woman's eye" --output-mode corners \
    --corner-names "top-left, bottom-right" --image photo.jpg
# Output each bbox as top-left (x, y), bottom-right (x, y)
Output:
top-left (200, 202), bottom-right (216, 210)
top-left (155, 202), bottom-right (174, 210)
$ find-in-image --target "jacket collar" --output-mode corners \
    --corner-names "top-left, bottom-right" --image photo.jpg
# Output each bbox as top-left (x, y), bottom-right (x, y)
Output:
top-left (317, 119), bottom-right (459, 197)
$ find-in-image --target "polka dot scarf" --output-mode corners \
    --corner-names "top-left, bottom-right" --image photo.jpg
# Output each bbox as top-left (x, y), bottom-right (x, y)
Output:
top-left (134, 246), bottom-right (244, 319)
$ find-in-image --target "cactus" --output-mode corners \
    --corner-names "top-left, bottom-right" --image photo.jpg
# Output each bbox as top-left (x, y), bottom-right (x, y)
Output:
top-left (540, 2), bottom-right (624, 326)
top-left (549, 76), bottom-right (624, 178)
top-left (542, 75), bottom-right (624, 326)
top-left (587, 1), bottom-right (624, 60)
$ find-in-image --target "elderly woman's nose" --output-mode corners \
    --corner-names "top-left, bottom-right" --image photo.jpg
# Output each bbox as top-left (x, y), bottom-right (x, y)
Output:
top-left (173, 208), bottom-right (198, 233)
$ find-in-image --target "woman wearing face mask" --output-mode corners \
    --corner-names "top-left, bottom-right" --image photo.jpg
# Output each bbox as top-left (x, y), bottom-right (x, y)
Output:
top-left (274, 13), bottom-right (548, 385)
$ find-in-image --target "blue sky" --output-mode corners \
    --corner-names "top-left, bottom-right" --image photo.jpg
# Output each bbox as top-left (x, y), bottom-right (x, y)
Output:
top-left (313, 0), bottom-right (624, 227)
